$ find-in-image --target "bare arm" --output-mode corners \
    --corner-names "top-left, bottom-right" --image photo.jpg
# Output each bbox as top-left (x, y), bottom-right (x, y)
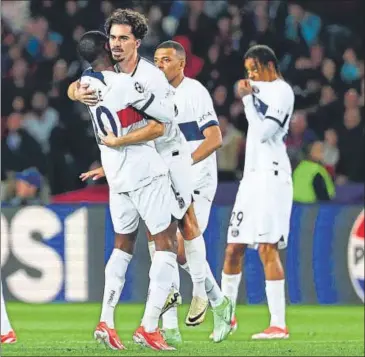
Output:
top-left (191, 125), bottom-right (222, 165)
top-left (100, 120), bottom-right (165, 147)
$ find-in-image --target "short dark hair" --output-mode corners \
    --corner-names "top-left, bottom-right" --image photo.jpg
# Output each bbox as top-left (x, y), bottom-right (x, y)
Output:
top-left (156, 40), bottom-right (186, 58)
top-left (105, 8), bottom-right (148, 40)
top-left (77, 31), bottom-right (108, 64)
top-left (244, 44), bottom-right (280, 73)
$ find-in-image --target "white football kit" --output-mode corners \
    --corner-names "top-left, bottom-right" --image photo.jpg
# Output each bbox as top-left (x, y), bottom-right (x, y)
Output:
top-left (81, 68), bottom-right (175, 235)
top-left (172, 77), bottom-right (219, 232)
top-left (116, 57), bottom-right (193, 219)
top-left (227, 79), bottom-right (294, 249)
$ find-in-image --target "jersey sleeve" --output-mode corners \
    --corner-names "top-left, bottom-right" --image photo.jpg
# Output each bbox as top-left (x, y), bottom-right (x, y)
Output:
top-left (120, 76), bottom-right (173, 123)
top-left (264, 85), bottom-right (292, 126)
top-left (194, 84), bottom-right (219, 133)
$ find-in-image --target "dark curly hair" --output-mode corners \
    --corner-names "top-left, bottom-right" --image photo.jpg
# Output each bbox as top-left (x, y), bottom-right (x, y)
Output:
top-left (104, 8), bottom-right (148, 40)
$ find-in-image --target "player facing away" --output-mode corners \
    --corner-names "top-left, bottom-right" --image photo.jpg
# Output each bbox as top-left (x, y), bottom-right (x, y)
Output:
top-left (77, 31), bottom-right (179, 351)
top-left (219, 44), bottom-right (294, 340)
top-left (69, 8), bottom-right (232, 342)
top-left (1, 281), bottom-right (17, 344)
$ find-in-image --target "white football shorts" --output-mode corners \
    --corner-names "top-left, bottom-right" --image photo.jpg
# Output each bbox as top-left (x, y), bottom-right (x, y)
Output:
top-left (161, 147), bottom-right (193, 220)
top-left (227, 169), bottom-right (293, 249)
top-left (109, 175), bottom-right (174, 235)
top-left (192, 184), bottom-right (217, 233)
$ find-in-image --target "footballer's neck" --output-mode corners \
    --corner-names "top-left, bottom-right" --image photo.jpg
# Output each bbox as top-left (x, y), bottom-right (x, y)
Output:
top-left (170, 72), bottom-right (185, 88)
top-left (117, 51), bottom-right (139, 74)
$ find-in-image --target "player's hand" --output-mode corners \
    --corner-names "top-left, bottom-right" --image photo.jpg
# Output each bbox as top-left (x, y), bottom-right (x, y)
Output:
top-left (236, 79), bottom-right (252, 98)
top-left (79, 167), bottom-right (105, 181)
top-left (99, 130), bottom-right (119, 147)
top-left (75, 82), bottom-right (99, 106)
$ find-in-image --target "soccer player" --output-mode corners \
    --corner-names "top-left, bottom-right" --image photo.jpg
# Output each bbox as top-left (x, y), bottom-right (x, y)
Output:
top-left (68, 8), bottom-right (232, 342)
top-left (77, 30), bottom-right (179, 351)
top-left (218, 44), bottom-right (294, 340)
top-left (99, 40), bottom-right (233, 343)
top-left (1, 281), bottom-right (17, 344)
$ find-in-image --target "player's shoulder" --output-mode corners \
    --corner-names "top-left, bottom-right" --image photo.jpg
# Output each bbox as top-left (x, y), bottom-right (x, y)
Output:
top-left (138, 56), bottom-right (164, 78)
top-left (182, 77), bottom-right (210, 98)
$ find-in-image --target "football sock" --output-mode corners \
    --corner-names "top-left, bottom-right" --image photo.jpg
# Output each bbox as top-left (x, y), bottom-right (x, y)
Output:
top-left (265, 279), bottom-right (286, 329)
top-left (221, 272), bottom-right (242, 314)
top-left (184, 236), bottom-right (207, 299)
top-left (1, 281), bottom-right (12, 334)
top-left (142, 251), bottom-right (177, 333)
top-left (100, 248), bottom-right (132, 328)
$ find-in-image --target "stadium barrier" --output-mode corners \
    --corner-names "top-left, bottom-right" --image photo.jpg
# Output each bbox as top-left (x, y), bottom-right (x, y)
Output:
top-left (1, 204), bottom-right (363, 305)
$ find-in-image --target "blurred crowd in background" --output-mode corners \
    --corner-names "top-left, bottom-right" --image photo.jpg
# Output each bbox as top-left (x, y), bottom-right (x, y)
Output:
top-left (1, 0), bottom-right (364, 205)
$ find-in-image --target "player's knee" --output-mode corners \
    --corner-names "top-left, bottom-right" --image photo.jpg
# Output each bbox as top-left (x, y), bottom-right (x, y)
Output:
top-left (153, 222), bottom-right (178, 253)
top-left (114, 233), bottom-right (136, 254)
top-left (225, 243), bottom-right (244, 264)
top-left (258, 243), bottom-right (277, 264)
top-left (179, 212), bottom-right (200, 240)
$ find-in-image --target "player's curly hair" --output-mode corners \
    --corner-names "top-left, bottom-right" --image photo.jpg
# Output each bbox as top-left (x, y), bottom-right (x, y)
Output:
top-left (244, 44), bottom-right (281, 75)
top-left (104, 8), bottom-right (148, 40)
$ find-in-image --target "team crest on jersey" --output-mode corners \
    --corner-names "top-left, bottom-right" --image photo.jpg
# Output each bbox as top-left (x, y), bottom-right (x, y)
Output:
top-left (252, 85), bottom-right (260, 94)
top-left (348, 210), bottom-right (364, 302)
top-left (177, 197), bottom-right (185, 209)
top-left (231, 228), bottom-right (239, 237)
top-left (134, 82), bottom-right (144, 93)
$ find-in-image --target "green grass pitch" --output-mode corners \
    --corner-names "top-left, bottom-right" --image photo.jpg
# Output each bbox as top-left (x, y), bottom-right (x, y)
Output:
top-left (1, 303), bottom-right (364, 356)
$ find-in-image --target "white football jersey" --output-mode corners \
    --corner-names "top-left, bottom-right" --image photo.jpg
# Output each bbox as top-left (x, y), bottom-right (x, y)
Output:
top-left (172, 77), bottom-right (219, 190)
top-left (243, 78), bottom-right (294, 174)
top-left (116, 57), bottom-right (186, 154)
top-left (80, 68), bottom-right (169, 193)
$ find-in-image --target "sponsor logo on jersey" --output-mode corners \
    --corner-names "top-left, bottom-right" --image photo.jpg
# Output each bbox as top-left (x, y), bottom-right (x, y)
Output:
top-left (348, 210), bottom-right (364, 302)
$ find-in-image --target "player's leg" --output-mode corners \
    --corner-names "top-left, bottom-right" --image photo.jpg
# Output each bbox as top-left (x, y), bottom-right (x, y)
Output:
top-left (1, 281), bottom-right (17, 344)
top-left (132, 176), bottom-right (178, 350)
top-left (250, 243), bottom-right (288, 339)
top-left (212, 178), bottom-right (253, 339)
top-left (147, 229), bottom-right (182, 347)
top-left (94, 192), bottom-right (139, 350)
top-left (252, 172), bottom-right (292, 340)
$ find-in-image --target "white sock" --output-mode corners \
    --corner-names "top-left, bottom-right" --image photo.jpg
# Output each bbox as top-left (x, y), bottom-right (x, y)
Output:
top-left (162, 260), bottom-right (180, 330)
top-left (180, 261), bottom-right (224, 307)
top-left (142, 251), bottom-right (177, 332)
top-left (1, 281), bottom-right (12, 334)
top-left (265, 279), bottom-right (286, 329)
top-left (100, 249), bottom-right (132, 328)
top-left (148, 241), bottom-right (156, 260)
top-left (184, 236), bottom-right (207, 298)
top-left (221, 272), bottom-right (242, 314)
top-left (205, 262), bottom-right (225, 308)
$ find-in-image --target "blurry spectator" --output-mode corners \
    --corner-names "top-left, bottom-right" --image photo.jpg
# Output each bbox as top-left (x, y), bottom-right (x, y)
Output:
top-left (1, 112), bottom-right (46, 178)
top-left (7, 168), bottom-right (43, 206)
top-left (344, 88), bottom-right (360, 111)
top-left (212, 84), bottom-right (229, 116)
top-left (340, 47), bottom-right (362, 84)
top-left (23, 91), bottom-right (59, 153)
top-left (286, 110), bottom-right (318, 168)
top-left (285, 3), bottom-right (321, 48)
top-left (322, 129), bottom-right (340, 177)
top-left (336, 108), bottom-right (364, 183)
top-left (12, 96), bottom-right (26, 114)
top-left (197, 43), bottom-right (222, 91)
top-left (308, 85), bottom-right (341, 136)
top-left (175, 0), bottom-right (217, 58)
top-left (321, 58), bottom-right (341, 91)
top-left (293, 141), bottom-right (335, 203)
top-left (173, 35), bottom-right (204, 78)
top-left (217, 116), bottom-right (245, 181)
top-left (48, 59), bottom-right (73, 118)
top-left (2, 58), bottom-right (34, 116)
